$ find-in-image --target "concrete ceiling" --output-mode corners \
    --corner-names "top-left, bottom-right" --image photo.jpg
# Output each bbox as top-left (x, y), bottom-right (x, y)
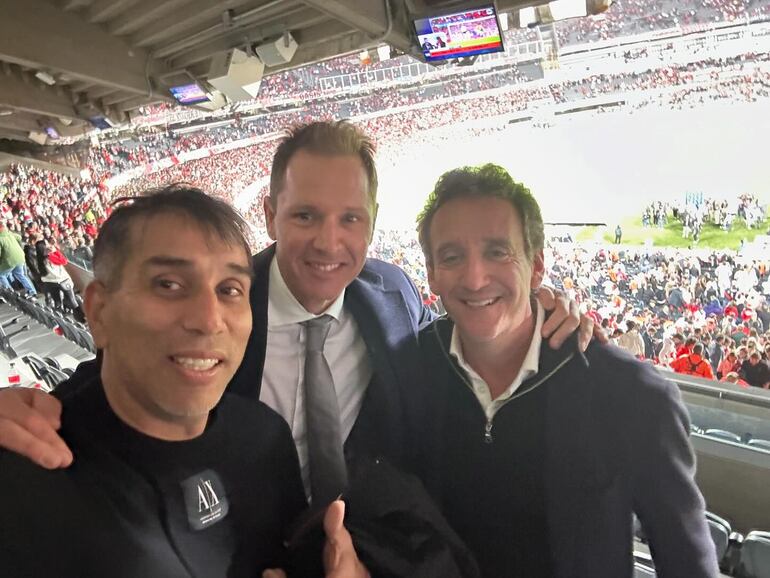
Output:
top-left (0, 0), bottom-right (536, 144)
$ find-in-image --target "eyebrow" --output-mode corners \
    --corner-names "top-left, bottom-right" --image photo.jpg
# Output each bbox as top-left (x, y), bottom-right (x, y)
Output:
top-left (142, 255), bottom-right (252, 278)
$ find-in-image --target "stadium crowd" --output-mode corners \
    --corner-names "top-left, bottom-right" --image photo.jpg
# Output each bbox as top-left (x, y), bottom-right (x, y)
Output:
top-left (549, 243), bottom-right (770, 387)
top-left (642, 193), bottom-right (767, 240)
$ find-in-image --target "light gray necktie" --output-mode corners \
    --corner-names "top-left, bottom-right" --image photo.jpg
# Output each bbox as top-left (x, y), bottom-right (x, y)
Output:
top-left (303, 315), bottom-right (348, 506)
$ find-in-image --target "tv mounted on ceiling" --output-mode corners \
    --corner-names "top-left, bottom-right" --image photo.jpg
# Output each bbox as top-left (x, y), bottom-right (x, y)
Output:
top-left (169, 83), bottom-right (212, 106)
top-left (413, 4), bottom-right (505, 62)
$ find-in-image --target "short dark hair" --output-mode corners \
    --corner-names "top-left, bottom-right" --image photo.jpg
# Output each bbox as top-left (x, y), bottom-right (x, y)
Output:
top-left (416, 163), bottom-right (543, 265)
top-left (269, 120), bottom-right (378, 210)
top-left (692, 343), bottom-right (704, 355)
top-left (94, 184), bottom-right (252, 289)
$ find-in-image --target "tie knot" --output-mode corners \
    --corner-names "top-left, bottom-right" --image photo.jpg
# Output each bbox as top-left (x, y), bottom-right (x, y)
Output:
top-left (304, 315), bottom-right (333, 352)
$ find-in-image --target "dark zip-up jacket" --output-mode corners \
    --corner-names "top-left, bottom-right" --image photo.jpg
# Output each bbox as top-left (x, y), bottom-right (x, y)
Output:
top-left (417, 316), bottom-right (719, 578)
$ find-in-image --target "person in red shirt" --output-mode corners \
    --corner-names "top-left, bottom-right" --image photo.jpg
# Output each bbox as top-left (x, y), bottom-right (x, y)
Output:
top-left (675, 336), bottom-right (696, 359)
top-left (670, 343), bottom-right (715, 380)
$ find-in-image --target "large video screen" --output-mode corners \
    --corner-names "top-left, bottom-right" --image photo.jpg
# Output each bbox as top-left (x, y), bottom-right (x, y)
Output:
top-left (169, 83), bottom-right (211, 106)
top-left (414, 5), bottom-right (504, 62)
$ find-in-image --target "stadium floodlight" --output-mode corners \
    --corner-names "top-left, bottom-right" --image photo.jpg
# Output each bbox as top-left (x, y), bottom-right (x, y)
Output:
top-left (34, 71), bottom-right (56, 86)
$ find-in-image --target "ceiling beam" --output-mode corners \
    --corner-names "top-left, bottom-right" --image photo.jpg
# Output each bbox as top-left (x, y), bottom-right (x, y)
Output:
top-left (0, 129), bottom-right (32, 142)
top-left (60, 0), bottom-right (93, 12)
top-left (1, 0), bottom-right (169, 96)
top-left (0, 114), bottom-right (43, 133)
top-left (167, 10), bottom-right (328, 70)
top-left (108, 0), bottom-right (194, 36)
top-left (300, 0), bottom-right (413, 52)
top-left (0, 69), bottom-right (79, 120)
top-left (86, 0), bottom-right (141, 24)
top-left (130, 0), bottom-right (256, 49)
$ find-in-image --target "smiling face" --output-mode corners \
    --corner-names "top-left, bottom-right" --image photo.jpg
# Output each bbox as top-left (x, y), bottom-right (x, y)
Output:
top-left (427, 196), bottom-right (544, 350)
top-left (264, 150), bottom-right (375, 314)
top-left (85, 212), bottom-right (253, 440)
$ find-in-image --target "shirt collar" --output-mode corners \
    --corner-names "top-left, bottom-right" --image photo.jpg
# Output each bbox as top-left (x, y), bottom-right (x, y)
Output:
top-left (449, 300), bottom-right (544, 393)
top-left (267, 256), bottom-right (345, 328)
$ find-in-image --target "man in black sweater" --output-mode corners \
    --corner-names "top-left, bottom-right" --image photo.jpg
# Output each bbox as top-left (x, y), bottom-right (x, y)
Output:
top-left (414, 165), bottom-right (719, 577)
top-left (0, 186), bottom-right (361, 578)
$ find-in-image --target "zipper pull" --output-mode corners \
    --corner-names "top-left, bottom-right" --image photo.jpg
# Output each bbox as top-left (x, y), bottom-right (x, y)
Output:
top-left (484, 420), bottom-right (494, 444)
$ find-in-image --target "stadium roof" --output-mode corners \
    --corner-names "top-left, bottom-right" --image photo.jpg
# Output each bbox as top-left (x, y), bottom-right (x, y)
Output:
top-left (0, 0), bottom-right (537, 145)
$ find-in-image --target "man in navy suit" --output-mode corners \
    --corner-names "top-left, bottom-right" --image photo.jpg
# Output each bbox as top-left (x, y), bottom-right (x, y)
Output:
top-left (415, 164), bottom-right (719, 577)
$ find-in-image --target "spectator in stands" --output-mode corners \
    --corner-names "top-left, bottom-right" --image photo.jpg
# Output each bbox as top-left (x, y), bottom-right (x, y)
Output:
top-left (415, 163), bottom-right (718, 577)
top-left (670, 343), bottom-right (715, 379)
top-left (717, 350), bottom-right (740, 381)
top-left (22, 233), bottom-right (42, 293)
top-left (616, 319), bottom-right (645, 358)
top-left (722, 372), bottom-right (750, 387)
top-left (0, 220), bottom-right (37, 298)
top-left (708, 334), bottom-right (725, 376)
top-left (739, 351), bottom-right (770, 389)
top-left (35, 238), bottom-right (82, 320)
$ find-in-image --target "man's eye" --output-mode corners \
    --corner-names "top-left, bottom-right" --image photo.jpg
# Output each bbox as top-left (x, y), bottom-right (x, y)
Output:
top-left (156, 279), bottom-right (182, 291)
top-left (294, 212), bottom-right (312, 221)
top-left (219, 285), bottom-right (244, 298)
top-left (440, 254), bottom-right (460, 265)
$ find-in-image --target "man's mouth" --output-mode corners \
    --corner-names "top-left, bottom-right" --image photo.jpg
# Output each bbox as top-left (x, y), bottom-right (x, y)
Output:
top-left (307, 261), bottom-right (343, 273)
top-left (170, 356), bottom-right (222, 372)
top-left (462, 297), bottom-right (501, 308)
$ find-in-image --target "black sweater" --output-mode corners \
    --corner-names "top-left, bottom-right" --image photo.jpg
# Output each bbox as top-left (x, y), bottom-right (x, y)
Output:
top-left (0, 379), bottom-right (306, 578)
top-left (419, 318), bottom-right (555, 578)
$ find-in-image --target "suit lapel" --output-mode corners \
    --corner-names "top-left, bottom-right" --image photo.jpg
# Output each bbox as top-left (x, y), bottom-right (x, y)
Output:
top-left (345, 266), bottom-right (410, 389)
top-left (227, 245), bottom-right (272, 399)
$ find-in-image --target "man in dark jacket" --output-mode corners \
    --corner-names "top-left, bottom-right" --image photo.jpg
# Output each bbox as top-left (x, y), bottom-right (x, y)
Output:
top-left (414, 164), bottom-right (718, 578)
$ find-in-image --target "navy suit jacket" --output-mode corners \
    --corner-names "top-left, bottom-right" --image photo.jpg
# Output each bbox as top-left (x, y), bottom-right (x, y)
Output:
top-left (227, 245), bottom-right (434, 470)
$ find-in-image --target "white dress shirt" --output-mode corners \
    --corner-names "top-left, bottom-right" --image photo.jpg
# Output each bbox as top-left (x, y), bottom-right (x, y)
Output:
top-left (449, 302), bottom-right (544, 421)
top-left (260, 257), bottom-right (372, 496)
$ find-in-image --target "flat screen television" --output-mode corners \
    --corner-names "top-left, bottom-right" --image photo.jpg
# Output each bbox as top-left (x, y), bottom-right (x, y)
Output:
top-left (413, 5), bottom-right (504, 62)
top-left (169, 83), bottom-right (211, 106)
top-left (88, 116), bottom-right (113, 130)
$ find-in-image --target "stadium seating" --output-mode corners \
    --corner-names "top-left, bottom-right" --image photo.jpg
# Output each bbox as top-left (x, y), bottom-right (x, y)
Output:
top-left (736, 531), bottom-right (770, 578)
top-left (0, 291), bottom-right (94, 391)
top-left (747, 439), bottom-right (770, 452)
top-left (707, 511), bottom-right (733, 563)
top-left (705, 429), bottom-right (744, 444)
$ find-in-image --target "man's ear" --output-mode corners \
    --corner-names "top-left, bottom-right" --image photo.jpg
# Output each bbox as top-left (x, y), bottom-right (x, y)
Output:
top-left (426, 261), bottom-right (438, 295)
top-left (530, 250), bottom-right (545, 290)
top-left (84, 281), bottom-right (110, 349)
top-left (264, 196), bottom-right (278, 241)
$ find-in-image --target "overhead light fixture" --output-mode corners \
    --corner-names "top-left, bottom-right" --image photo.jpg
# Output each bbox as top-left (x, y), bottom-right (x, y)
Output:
top-left (35, 71), bottom-right (56, 86)
top-left (0, 109), bottom-right (13, 116)
top-left (515, 0), bottom-right (613, 27)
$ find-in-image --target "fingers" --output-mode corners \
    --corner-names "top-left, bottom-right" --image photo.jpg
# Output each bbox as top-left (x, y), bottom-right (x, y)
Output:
top-left (262, 570), bottom-right (287, 578)
top-left (0, 389), bottom-right (73, 469)
top-left (591, 319), bottom-right (609, 346)
top-left (577, 315), bottom-right (595, 353)
top-left (536, 287), bottom-right (579, 349)
top-left (323, 500), bottom-right (369, 578)
top-left (534, 286), bottom-right (555, 312)
top-left (29, 387), bottom-right (64, 429)
top-left (323, 500), bottom-right (345, 539)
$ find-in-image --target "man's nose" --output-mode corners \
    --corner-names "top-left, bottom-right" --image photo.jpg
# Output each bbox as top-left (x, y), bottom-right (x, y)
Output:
top-left (313, 219), bottom-right (341, 252)
top-left (183, 288), bottom-right (226, 334)
top-left (461, 256), bottom-right (489, 292)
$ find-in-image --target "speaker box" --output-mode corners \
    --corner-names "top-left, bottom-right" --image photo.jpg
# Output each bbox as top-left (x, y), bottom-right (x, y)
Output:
top-left (208, 49), bottom-right (264, 102)
top-left (255, 32), bottom-right (298, 67)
